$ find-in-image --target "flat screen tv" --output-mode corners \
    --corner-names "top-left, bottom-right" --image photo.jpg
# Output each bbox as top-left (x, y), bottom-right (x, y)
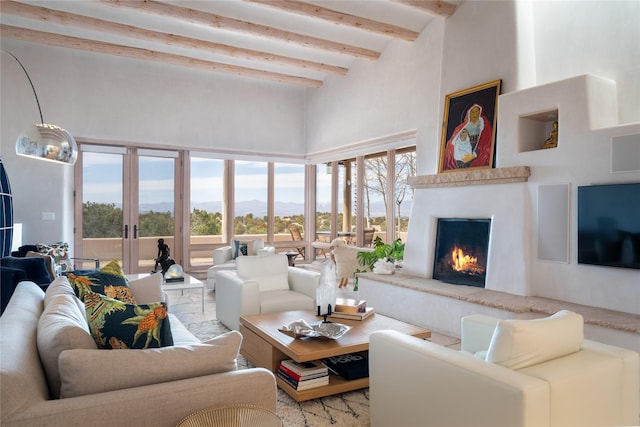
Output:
top-left (577, 182), bottom-right (640, 269)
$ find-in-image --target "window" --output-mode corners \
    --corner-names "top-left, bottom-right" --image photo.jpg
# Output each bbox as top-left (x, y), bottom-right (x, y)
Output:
top-left (393, 148), bottom-right (416, 241)
top-left (316, 164), bottom-right (332, 242)
top-left (331, 146), bottom-right (416, 245)
top-left (234, 160), bottom-right (268, 238)
top-left (189, 156), bottom-right (224, 268)
top-left (77, 139), bottom-right (414, 273)
top-left (80, 151), bottom-right (124, 267)
top-left (77, 146), bottom-right (181, 273)
top-left (274, 163), bottom-right (305, 249)
top-left (364, 153), bottom-right (389, 241)
top-left (137, 153), bottom-right (177, 271)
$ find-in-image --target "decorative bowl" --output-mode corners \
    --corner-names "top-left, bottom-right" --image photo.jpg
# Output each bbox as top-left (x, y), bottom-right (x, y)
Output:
top-left (279, 319), bottom-right (350, 339)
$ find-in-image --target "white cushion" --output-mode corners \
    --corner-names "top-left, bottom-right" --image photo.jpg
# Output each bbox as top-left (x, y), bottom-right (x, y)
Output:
top-left (260, 289), bottom-right (315, 313)
top-left (37, 293), bottom-right (97, 398)
top-left (128, 273), bottom-right (165, 304)
top-left (486, 310), bottom-right (584, 370)
top-left (168, 313), bottom-right (201, 346)
top-left (236, 255), bottom-right (289, 292)
top-left (59, 330), bottom-right (242, 398)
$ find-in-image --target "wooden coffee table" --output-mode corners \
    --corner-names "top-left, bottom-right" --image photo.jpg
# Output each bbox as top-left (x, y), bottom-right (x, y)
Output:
top-left (239, 310), bottom-right (430, 401)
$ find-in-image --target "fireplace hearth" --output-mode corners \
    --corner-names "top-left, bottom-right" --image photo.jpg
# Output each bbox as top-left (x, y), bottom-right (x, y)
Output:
top-left (433, 218), bottom-right (491, 288)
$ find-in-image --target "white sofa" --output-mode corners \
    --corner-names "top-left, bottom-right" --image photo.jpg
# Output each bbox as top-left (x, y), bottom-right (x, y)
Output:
top-left (369, 311), bottom-right (639, 427)
top-left (206, 238), bottom-right (275, 290)
top-left (216, 254), bottom-right (320, 330)
top-left (1, 276), bottom-right (277, 427)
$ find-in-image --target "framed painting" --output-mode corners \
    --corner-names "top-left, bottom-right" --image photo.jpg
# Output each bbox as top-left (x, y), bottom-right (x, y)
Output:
top-left (438, 79), bottom-right (501, 173)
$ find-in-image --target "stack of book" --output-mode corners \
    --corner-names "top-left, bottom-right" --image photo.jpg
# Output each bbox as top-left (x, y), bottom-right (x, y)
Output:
top-left (328, 298), bottom-right (375, 321)
top-left (276, 359), bottom-right (329, 391)
top-left (322, 351), bottom-right (369, 381)
top-left (334, 297), bottom-right (367, 313)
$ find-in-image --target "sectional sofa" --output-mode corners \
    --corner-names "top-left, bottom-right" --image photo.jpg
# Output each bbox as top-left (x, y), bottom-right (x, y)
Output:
top-left (0, 276), bottom-right (277, 426)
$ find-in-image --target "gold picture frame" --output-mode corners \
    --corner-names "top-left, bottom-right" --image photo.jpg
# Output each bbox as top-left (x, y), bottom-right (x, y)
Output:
top-left (438, 79), bottom-right (501, 173)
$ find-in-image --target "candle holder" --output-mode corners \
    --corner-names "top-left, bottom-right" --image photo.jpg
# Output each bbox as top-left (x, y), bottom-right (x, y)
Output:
top-left (317, 303), bottom-right (333, 323)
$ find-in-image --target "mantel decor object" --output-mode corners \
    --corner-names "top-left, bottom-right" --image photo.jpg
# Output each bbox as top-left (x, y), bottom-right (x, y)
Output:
top-left (372, 258), bottom-right (395, 275)
top-left (3, 51), bottom-right (77, 165)
top-left (542, 120), bottom-right (559, 149)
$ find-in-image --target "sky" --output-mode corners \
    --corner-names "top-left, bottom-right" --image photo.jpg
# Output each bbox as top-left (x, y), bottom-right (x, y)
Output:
top-left (83, 152), bottom-right (318, 207)
top-left (82, 151), bottom-right (413, 218)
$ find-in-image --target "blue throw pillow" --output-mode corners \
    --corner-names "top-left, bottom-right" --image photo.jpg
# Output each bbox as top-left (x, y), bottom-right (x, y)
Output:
top-left (1, 266), bottom-right (29, 313)
top-left (11, 244), bottom-right (38, 257)
top-left (0, 256), bottom-right (51, 285)
top-left (233, 239), bottom-right (255, 259)
top-left (233, 239), bottom-right (241, 259)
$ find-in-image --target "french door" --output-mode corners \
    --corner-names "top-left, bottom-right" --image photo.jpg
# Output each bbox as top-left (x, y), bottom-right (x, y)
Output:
top-left (75, 145), bottom-right (183, 274)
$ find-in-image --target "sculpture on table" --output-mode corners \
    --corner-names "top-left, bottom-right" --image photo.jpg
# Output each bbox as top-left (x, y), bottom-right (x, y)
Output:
top-left (153, 238), bottom-right (175, 274)
top-left (316, 260), bottom-right (336, 322)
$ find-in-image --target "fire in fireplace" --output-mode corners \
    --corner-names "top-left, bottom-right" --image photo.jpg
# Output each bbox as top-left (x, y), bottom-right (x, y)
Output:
top-left (433, 218), bottom-right (491, 288)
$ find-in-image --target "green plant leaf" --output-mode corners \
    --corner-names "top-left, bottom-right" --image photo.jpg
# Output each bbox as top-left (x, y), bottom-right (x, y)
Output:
top-left (357, 238), bottom-right (404, 271)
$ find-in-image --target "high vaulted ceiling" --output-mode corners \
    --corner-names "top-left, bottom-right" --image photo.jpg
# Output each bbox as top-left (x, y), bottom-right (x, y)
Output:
top-left (0, 0), bottom-right (456, 88)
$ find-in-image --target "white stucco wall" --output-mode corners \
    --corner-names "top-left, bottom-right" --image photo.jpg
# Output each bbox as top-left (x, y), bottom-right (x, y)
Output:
top-left (531, 0), bottom-right (640, 124)
top-left (305, 0), bottom-right (640, 157)
top-left (1, 39), bottom-right (306, 245)
top-left (1, 1), bottom-right (638, 314)
top-left (305, 0), bottom-right (640, 314)
top-left (1, 40), bottom-right (307, 152)
top-left (304, 17), bottom-right (444, 158)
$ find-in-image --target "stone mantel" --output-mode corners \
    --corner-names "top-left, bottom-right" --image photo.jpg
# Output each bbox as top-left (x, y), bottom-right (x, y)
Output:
top-left (357, 272), bottom-right (640, 335)
top-left (409, 166), bottom-right (531, 189)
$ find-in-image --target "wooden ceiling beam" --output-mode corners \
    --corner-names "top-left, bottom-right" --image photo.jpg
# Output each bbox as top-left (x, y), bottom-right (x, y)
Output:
top-left (248, 0), bottom-right (420, 41)
top-left (101, 0), bottom-right (381, 60)
top-left (0, 24), bottom-right (323, 88)
top-left (392, 0), bottom-right (457, 17)
top-left (1, 1), bottom-right (347, 76)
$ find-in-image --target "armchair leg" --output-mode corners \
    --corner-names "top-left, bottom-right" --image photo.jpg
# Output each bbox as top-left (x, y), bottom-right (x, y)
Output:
top-left (339, 278), bottom-right (348, 288)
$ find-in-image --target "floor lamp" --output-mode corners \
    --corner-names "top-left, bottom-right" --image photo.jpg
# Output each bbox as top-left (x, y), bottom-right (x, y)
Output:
top-left (0, 159), bottom-right (13, 257)
top-left (2, 50), bottom-right (77, 165)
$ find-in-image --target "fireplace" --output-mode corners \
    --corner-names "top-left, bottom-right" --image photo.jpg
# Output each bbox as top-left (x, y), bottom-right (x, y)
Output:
top-left (433, 218), bottom-right (491, 288)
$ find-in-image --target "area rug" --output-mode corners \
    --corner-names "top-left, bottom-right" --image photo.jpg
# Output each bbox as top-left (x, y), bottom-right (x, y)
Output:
top-left (186, 319), bottom-right (370, 427)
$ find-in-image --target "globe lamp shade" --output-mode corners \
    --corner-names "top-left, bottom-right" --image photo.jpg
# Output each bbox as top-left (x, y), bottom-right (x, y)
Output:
top-left (16, 123), bottom-right (77, 165)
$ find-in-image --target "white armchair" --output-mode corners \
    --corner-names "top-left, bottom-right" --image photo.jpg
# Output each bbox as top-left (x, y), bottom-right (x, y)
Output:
top-left (206, 238), bottom-right (275, 291)
top-left (330, 238), bottom-right (372, 287)
top-left (369, 311), bottom-right (639, 427)
top-left (216, 254), bottom-right (320, 330)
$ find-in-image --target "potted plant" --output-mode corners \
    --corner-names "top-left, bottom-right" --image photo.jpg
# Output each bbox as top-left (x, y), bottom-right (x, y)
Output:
top-left (353, 237), bottom-right (405, 290)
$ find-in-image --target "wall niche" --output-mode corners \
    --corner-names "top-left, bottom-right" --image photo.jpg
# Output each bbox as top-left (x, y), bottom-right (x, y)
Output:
top-left (518, 109), bottom-right (559, 152)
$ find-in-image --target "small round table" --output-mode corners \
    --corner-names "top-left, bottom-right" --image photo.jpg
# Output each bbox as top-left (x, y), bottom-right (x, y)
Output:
top-left (177, 405), bottom-right (282, 427)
